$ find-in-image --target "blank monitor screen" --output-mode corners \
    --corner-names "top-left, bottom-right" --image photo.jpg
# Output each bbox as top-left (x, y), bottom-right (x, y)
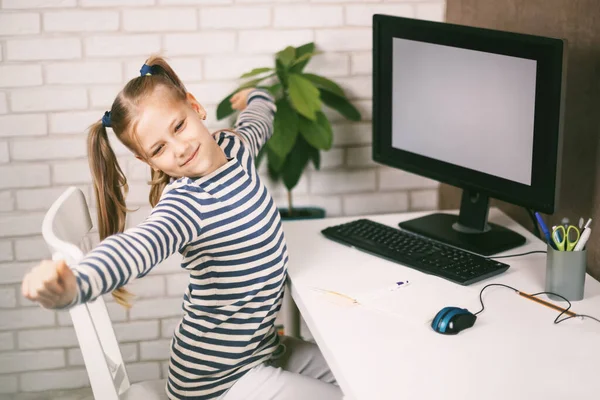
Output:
top-left (391, 38), bottom-right (537, 186)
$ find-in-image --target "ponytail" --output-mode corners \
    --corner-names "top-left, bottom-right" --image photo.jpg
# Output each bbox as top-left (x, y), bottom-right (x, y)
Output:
top-left (144, 55), bottom-right (187, 100)
top-left (87, 121), bottom-right (134, 308)
top-left (148, 169), bottom-right (170, 208)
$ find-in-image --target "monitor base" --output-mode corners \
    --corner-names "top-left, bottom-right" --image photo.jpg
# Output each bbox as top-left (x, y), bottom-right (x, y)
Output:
top-left (398, 213), bottom-right (526, 256)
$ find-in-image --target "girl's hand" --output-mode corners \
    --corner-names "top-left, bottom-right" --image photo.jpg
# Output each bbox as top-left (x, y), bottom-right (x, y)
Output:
top-left (230, 88), bottom-right (256, 111)
top-left (22, 260), bottom-right (78, 309)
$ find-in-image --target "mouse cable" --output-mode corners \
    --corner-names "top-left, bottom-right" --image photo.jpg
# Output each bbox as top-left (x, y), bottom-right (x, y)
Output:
top-left (486, 250), bottom-right (547, 259)
top-left (472, 283), bottom-right (600, 325)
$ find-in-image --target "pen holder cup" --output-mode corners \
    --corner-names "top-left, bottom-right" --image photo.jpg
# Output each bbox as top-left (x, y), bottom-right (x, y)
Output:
top-left (545, 245), bottom-right (586, 302)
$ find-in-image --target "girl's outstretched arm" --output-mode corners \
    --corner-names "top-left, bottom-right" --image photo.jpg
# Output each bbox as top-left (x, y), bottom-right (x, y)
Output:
top-left (22, 191), bottom-right (201, 309)
top-left (231, 88), bottom-right (276, 157)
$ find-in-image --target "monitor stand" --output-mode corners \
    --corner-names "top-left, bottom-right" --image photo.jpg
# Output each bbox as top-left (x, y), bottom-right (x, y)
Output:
top-left (398, 189), bottom-right (526, 256)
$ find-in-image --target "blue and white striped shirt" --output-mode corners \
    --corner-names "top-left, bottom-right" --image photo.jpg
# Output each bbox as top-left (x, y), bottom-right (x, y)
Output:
top-left (71, 90), bottom-right (288, 399)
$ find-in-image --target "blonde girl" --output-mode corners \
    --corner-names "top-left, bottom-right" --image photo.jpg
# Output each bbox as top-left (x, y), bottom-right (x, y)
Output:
top-left (22, 56), bottom-right (341, 400)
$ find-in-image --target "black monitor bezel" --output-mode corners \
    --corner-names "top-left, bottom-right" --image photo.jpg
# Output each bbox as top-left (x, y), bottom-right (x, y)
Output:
top-left (373, 14), bottom-right (565, 214)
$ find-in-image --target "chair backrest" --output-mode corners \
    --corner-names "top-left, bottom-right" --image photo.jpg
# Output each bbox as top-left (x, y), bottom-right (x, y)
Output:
top-left (42, 187), bottom-right (131, 399)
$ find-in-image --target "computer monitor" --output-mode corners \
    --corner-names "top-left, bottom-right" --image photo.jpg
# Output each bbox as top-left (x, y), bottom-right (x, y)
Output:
top-left (372, 15), bottom-right (567, 255)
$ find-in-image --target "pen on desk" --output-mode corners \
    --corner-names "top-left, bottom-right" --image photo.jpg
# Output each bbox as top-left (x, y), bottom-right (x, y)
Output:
top-left (574, 218), bottom-right (592, 251)
top-left (387, 280), bottom-right (409, 291)
top-left (535, 212), bottom-right (557, 250)
top-left (517, 291), bottom-right (576, 317)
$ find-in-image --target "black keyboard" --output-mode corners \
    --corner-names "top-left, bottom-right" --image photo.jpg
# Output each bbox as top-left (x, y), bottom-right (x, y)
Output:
top-left (321, 219), bottom-right (509, 285)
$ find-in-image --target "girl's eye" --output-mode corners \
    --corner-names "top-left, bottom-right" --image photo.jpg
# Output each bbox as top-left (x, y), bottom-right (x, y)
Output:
top-left (152, 145), bottom-right (164, 157)
top-left (175, 119), bottom-right (184, 132)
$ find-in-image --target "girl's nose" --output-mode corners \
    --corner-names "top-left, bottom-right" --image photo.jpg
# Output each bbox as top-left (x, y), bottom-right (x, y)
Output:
top-left (173, 140), bottom-right (190, 159)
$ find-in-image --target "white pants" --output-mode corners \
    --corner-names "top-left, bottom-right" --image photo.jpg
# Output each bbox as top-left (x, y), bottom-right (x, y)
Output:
top-left (221, 336), bottom-right (343, 400)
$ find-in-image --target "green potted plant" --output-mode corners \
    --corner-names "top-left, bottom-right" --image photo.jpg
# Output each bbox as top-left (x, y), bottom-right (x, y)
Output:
top-left (216, 42), bottom-right (361, 219)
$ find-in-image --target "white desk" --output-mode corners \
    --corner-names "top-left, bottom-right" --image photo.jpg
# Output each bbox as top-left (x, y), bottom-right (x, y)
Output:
top-left (282, 209), bottom-right (600, 400)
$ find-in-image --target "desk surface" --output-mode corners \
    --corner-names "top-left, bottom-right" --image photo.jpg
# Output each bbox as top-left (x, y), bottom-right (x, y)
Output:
top-left (282, 209), bottom-right (600, 400)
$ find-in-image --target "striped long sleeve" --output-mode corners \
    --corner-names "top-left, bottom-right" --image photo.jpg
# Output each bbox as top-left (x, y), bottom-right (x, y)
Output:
top-left (71, 191), bottom-right (202, 304)
top-left (234, 89), bottom-right (276, 157)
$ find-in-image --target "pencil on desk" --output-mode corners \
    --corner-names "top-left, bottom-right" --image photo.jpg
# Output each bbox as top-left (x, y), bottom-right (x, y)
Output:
top-left (309, 287), bottom-right (358, 304)
top-left (517, 291), bottom-right (577, 317)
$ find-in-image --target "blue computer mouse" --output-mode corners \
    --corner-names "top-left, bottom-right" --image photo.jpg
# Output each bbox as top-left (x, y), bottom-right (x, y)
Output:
top-left (431, 306), bottom-right (477, 335)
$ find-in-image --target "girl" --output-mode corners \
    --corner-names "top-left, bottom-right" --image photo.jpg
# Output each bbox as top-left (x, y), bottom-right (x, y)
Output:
top-left (22, 56), bottom-right (341, 400)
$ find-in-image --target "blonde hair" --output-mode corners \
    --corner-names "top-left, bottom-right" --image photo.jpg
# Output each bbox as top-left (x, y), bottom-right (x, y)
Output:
top-left (87, 55), bottom-right (194, 307)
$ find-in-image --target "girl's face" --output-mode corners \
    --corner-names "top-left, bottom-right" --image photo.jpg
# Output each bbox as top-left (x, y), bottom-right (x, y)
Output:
top-left (133, 86), bottom-right (227, 179)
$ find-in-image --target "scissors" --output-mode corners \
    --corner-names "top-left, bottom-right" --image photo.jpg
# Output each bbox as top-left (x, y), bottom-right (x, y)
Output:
top-left (552, 225), bottom-right (580, 251)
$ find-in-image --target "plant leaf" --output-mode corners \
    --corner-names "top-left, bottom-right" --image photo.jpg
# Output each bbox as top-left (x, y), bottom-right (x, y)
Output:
top-left (267, 161), bottom-right (280, 181)
top-left (277, 46), bottom-right (296, 67)
top-left (266, 142), bottom-right (286, 173)
top-left (216, 93), bottom-right (235, 120)
top-left (302, 73), bottom-right (345, 97)
top-left (290, 52), bottom-right (319, 68)
top-left (240, 67), bottom-right (273, 79)
top-left (288, 74), bottom-right (321, 121)
top-left (275, 58), bottom-right (288, 88)
top-left (265, 82), bottom-right (283, 97)
top-left (269, 98), bottom-right (299, 159)
top-left (282, 136), bottom-right (311, 191)
top-left (290, 42), bottom-right (315, 73)
top-left (309, 146), bottom-right (320, 170)
top-left (298, 111), bottom-right (332, 150)
top-left (319, 89), bottom-right (361, 122)
top-left (255, 146), bottom-right (266, 169)
top-left (238, 73), bottom-right (274, 89)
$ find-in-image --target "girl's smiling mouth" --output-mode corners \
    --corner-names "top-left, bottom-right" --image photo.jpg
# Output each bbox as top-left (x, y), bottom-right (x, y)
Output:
top-left (181, 145), bottom-right (199, 167)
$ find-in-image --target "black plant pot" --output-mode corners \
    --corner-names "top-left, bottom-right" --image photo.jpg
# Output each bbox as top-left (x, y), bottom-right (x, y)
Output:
top-left (278, 207), bottom-right (326, 220)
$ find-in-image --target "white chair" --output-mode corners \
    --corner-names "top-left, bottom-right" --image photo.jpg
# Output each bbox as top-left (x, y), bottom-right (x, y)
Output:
top-left (42, 186), bottom-right (167, 400)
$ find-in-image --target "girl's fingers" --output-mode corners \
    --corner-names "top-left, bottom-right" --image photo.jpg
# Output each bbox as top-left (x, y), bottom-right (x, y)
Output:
top-left (43, 279), bottom-right (64, 296)
top-left (41, 270), bottom-right (64, 296)
top-left (31, 283), bottom-right (59, 304)
top-left (21, 260), bottom-right (75, 308)
top-left (38, 297), bottom-right (56, 309)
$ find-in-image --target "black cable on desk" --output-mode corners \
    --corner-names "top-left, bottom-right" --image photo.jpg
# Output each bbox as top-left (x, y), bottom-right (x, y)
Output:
top-left (487, 250), bottom-right (547, 259)
top-left (472, 283), bottom-right (600, 325)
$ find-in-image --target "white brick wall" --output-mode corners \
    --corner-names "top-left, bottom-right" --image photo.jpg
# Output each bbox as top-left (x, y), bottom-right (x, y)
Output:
top-left (44, 10), bottom-right (120, 32)
top-left (11, 87), bottom-right (88, 112)
top-left (0, 65), bottom-right (43, 88)
top-left (6, 38), bottom-right (81, 61)
top-left (0, 0), bottom-right (445, 394)
top-left (201, 6), bottom-right (271, 29)
top-left (273, 5), bottom-right (343, 28)
top-left (0, 13), bottom-right (40, 36)
top-left (0, 142), bottom-right (9, 163)
top-left (2, 0), bottom-right (76, 8)
top-left (164, 32), bottom-right (236, 55)
top-left (21, 369), bottom-right (89, 391)
top-left (0, 332), bottom-right (15, 351)
top-left (123, 9), bottom-right (198, 32)
top-left (85, 34), bottom-right (161, 57)
top-left (0, 93), bottom-right (7, 113)
top-left (0, 114), bottom-right (47, 137)
top-left (0, 241), bottom-right (14, 262)
top-left (46, 61), bottom-right (123, 84)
